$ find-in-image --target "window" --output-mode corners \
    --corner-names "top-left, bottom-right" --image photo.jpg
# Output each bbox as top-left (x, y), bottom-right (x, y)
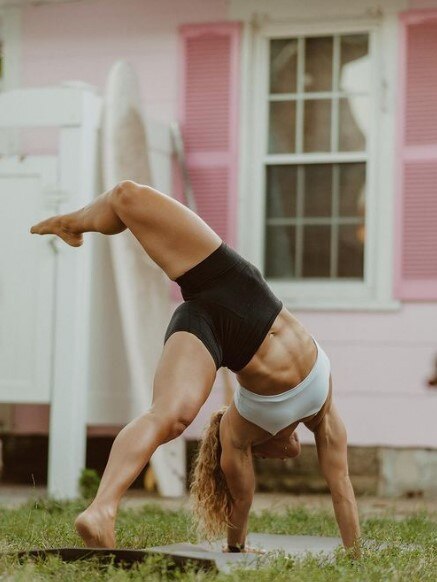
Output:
top-left (265, 34), bottom-right (369, 281)
top-left (241, 20), bottom-right (398, 309)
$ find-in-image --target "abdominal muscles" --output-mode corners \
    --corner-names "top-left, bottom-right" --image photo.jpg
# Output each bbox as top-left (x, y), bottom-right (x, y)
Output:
top-left (235, 308), bottom-right (317, 396)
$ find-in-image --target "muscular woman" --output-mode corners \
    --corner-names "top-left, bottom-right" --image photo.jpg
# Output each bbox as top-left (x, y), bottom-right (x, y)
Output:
top-left (30, 180), bottom-right (360, 553)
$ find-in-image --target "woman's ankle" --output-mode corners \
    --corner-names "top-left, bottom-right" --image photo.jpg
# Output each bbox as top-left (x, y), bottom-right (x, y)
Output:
top-left (87, 498), bottom-right (118, 520)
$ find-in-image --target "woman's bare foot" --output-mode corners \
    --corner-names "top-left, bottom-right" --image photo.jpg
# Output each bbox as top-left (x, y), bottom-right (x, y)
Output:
top-left (30, 215), bottom-right (83, 247)
top-left (74, 504), bottom-right (116, 548)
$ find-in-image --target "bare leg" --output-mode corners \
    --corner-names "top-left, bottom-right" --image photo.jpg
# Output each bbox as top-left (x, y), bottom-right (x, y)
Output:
top-left (75, 331), bottom-right (217, 548)
top-left (32, 180), bottom-right (221, 546)
top-left (31, 180), bottom-right (222, 280)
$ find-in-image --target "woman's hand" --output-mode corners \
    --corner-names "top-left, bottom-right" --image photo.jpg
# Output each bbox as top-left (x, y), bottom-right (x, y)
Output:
top-left (222, 544), bottom-right (266, 554)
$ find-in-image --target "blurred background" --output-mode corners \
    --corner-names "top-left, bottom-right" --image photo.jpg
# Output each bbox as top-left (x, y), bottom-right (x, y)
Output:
top-left (0, 0), bottom-right (436, 502)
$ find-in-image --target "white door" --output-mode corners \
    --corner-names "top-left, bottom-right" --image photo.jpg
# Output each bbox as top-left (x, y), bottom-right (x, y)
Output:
top-left (0, 156), bottom-right (58, 403)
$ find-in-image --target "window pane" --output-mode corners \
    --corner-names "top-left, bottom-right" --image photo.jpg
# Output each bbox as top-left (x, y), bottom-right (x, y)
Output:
top-left (266, 166), bottom-right (297, 218)
top-left (302, 225), bottom-right (331, 278)
top-left (339, 35), bottom-right (369, 90)
top-left (304, 164), bottom-right (332, 217)
top-left (339, 96), bottom-right (368, 151)
top-left (338, 224), bottom-right (365, 278)
top-left (265, 225), bottom-right (296, 278)
top-left (270, 39), bottom-right (298, 94)
top-left (269, 101), bottom-right (296, 153)
top-left (339, 163), bottom-right (366, 217)
top-left (304, 37), bottom-right (333, 92)
top-left (304, 100), bottom-right (331, 152)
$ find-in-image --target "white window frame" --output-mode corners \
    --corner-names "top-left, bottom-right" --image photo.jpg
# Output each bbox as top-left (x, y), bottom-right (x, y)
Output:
top-left (238, 17), bottom-right (400, 311)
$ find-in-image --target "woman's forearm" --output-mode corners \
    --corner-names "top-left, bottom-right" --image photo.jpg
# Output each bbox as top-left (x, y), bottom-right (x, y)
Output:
top-left (330, 476), bottom-right (360, 550)
top-left (227, 499), bottom-right (252, 549)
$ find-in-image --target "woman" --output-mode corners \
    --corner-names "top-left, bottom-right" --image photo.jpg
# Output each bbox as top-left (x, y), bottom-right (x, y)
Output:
top-left (30, 180), bottom-right (360, 552)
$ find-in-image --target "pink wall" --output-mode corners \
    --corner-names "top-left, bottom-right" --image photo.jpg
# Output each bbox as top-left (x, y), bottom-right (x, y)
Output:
top-left (21, 0), bottom-right (228, 156)
top-left (295, 304), bottom-right (437, 447)
top-left (186, 301), bottom-right (437, 447)
top-left (15, 0), bottom-right (437, 450)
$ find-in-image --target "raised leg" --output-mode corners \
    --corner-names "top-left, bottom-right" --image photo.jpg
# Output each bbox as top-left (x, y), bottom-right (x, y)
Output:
top-left (31, 180), bottom-right (222, 280)
top-left (75, 331), bottom-right (217, 548)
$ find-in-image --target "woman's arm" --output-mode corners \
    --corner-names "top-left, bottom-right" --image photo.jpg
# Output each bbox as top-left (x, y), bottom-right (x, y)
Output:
top-left (313, 404), bottom-right (361, 552)
top-left (220, 418), bottom-right (255, 550)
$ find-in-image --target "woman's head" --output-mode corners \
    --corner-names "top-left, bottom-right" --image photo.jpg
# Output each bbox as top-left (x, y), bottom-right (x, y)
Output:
top-left (190, 406), bottom-right (233, 539)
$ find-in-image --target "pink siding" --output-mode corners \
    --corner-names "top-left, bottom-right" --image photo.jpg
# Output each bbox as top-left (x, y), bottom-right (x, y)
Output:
top-left (14, 0), bottom-right (437, 451)
top-left (295, 305), bottom-right (437, 448)
top-left (395, 10), bottom-right (437, 299)
top-left (21, 0), bottom-right (228, 139)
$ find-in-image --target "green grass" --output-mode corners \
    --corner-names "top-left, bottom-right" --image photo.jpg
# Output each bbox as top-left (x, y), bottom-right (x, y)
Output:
top-left (0, 499), bottom-right (435, 581)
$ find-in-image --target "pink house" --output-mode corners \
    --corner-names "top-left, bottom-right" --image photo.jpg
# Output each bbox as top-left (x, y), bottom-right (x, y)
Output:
top-left (0, 0), bottom-right (436, 496)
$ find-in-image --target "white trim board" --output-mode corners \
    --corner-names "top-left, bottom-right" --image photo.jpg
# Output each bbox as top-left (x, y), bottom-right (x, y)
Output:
top-left (229, 0), bottom-right (409, 22)
top-left (0, 86), bottom-right (101, 128)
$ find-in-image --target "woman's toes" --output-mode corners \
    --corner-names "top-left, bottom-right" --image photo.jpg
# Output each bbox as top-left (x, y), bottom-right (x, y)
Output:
top-left (29, 216), bottom-right (84, 247)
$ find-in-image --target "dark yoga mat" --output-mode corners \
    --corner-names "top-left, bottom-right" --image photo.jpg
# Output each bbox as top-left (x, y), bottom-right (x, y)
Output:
top-left (148, 533), bottom-right (343, 572)
top-left (15, 546), bottom-right (215, 570)
top-left (13, 534), bottom-right (343, 573)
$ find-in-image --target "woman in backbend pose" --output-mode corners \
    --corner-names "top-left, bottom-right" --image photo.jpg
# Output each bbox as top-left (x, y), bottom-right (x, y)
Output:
top-left (30, 180), bottom-right (360, 553)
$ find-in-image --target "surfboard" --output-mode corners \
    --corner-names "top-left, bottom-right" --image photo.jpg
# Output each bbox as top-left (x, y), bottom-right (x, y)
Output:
top-left (102, 60), bottom-right (185, 497)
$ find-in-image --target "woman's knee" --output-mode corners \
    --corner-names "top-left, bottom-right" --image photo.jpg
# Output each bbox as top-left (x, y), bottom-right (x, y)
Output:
top-left (252, 431), bottom-right (301, 460)
top-left (283, 431), bottom-right (301, 458)
top-left (286, 436), bottom-right (301, 458)
top-left (151, 406), bottom-right (198, 441)
top-left (111, 180), bottom-right (149, 210)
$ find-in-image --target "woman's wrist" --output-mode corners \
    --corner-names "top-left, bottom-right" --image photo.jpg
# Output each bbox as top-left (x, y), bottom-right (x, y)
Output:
top-left (226, 543), bottom-right (245, 553)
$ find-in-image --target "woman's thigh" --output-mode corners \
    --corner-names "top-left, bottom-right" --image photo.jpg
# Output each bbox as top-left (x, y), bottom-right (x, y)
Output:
top-left (114, 182), bottom-right (222, 280)
top-left (150, 331), bottom-right (217, 429)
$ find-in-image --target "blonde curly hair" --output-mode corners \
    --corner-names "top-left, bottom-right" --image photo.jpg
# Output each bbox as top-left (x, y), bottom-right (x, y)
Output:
top-left (190, 406), bottom-right (233, 539)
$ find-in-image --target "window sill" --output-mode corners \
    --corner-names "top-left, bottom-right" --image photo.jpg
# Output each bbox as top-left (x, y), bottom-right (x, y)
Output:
top-left (268, 279), bottom-right (401, 312)
top-left (283, 298), bottom-right (401, 312)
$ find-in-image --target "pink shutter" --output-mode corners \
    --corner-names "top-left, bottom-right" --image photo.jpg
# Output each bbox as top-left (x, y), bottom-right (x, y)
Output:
top-left (395, 10), bottom-right (437, 300)
top-left (179, 22), bottom-right (241, 245)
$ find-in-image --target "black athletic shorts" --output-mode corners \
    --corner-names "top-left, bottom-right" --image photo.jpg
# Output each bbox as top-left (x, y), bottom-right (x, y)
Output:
top-left (164, 241), bottom-right (283, 372)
